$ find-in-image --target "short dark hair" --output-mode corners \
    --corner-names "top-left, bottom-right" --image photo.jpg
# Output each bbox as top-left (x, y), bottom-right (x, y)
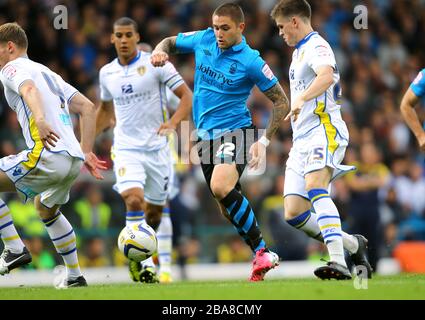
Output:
top-left (213, 3), bottom-right (245, 24)
top-left (270, 0), bottom-right (312, 21)
top-left (113, 17), bottom-right (138, 32)
top-left (0, 22), bottom-right (28, 49)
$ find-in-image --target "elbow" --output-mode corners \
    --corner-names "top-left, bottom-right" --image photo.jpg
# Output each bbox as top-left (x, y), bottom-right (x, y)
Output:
top-left (399, 101), bottom-right (410, 114)
top-left (20, 83), bottom-right (37, 98)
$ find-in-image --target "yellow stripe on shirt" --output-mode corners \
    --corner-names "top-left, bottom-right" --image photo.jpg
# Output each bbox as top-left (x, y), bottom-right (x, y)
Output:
top-left (21, 116), bottom-right (44, 170)
top-left (314, 100), bottom-right (339, 154)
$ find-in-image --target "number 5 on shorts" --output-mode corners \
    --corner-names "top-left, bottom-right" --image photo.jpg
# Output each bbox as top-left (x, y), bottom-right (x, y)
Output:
top-left (312, 147), bottom-right (324, 161)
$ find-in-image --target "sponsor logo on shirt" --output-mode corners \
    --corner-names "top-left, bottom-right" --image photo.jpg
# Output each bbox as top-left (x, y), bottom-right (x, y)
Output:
top-left (261, 64), bottom-right (274, 80)
top-left (198, 63), bottom-right (234, 89)
top-left (121, 84), bottom-right (134, 94)
top-left (12, 166), bottom-right (23, 177)
top-left (291, 79), bottom-right (307, 92)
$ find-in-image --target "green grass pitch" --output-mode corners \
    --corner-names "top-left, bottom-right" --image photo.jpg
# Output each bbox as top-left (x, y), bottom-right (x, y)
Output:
top-left (0, 274), bottom-right (424, 300)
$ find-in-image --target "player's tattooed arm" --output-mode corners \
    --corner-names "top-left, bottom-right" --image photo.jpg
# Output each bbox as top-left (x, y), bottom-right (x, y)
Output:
top-left (263, 83), bottom-right (290, 140)
top-left (151, 36), bottom-right (178, 67)
top-left (153, 36), bottom-right (178, 55)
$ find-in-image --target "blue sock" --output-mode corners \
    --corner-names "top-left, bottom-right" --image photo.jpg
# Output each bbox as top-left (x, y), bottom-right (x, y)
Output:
top-left (220, 189), bottom-right (266, 253)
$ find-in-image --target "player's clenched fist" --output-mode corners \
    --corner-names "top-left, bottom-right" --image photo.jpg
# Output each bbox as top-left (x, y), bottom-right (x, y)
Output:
top-left (151, 51), bottom-right (169, 67)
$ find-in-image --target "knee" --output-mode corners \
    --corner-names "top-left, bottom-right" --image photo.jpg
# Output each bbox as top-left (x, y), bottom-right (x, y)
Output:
top-left (305, 180), bottom-right (322, 192)
top-left (283, 205), bottom-right (302, 221)
top-left (35, 201), bottom-right (53, 221)
top-left (210, 180), bottom-right (233, 200)
top-left (305, 175), bottom-right (329, 192)
top-left (283, 198), bottom-right (310, 221)
top-left (123, 194), bottom-right (144, 211)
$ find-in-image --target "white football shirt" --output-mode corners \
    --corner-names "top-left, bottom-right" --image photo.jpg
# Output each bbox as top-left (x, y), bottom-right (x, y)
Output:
top-left (99, 50), bottom-right (184, 151)
top-left (289, 32), bottom-right (348, 141)
top-left (0, 56), bottom-right (84, 160)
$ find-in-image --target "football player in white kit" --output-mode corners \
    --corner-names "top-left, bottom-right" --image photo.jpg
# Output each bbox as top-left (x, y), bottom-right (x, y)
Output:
top-left (96, 18), bottom-right (192, 283)
top-left (271, 0), bottom-right (372, 279)
top-left (0, 23), bottom-right (106, 287)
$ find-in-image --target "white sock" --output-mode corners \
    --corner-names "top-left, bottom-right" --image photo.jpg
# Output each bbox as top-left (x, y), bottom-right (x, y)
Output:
top-left (286, 210), bottom-right (323, 239)
top-left (0, 198), bottom-right (25, 253)
top-left (287, 210), bottom-right (359, 254)
top-left (157, 209), bottom-right (173, 274)
top-left (43, 211), bottom-right (82, 279)
top-left (308, 189), bottom-right (346, 267)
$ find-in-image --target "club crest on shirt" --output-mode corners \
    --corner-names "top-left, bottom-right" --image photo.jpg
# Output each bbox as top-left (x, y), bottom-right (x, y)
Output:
top-left (118, 167), bottom-right (126, 177)
top-left (137, 66), bottom-right (146, 76)
top-left (229, 63), bottom-right (237, 74)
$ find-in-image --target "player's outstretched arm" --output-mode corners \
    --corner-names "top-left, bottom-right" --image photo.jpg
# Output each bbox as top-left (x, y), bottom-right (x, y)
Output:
top-left (19, 80), bottom-right (59, 150)
top-left (95, 100), bottom-right (115, 136)
top-left (249, 82), bottom-right (290, 169)
top-left (263, 82), bottom-right (290, 140)
top-left (151, 36), bottom-right (178, 67)
top-left (285, 65), bottom-right (334, 121)
top-left (69, 93), bottom-right (107, 179)
top-left (400, 87), bottom-right (425, 151)
top-left (158, 83), bottom-right (193, 136)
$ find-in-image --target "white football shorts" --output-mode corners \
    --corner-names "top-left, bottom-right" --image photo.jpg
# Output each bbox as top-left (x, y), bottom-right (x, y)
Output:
top-left (111, 145), bottom-right (174, 206)
top-left (284, 125), bottom-right (356, 199)
top-left (0, 149), bottom-right (83, 208)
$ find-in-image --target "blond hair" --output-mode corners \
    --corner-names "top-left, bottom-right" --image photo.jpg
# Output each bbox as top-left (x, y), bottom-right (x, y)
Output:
top-left (0, 23), bottom-right (28, 49)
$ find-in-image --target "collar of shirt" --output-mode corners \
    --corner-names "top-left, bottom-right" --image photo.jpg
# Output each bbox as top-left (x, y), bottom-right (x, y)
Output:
top-left (295, 31), bottom-right (318, 50)
top-left (116, 50), bottom-right (141, 67)
top-left (216, 36), bottom-right (247, 54)
top-left (231, 36), bottom-right (247, 52)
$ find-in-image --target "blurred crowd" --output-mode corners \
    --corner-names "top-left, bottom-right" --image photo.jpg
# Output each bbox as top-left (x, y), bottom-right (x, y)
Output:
top-left (1, 0), bottom-right (425, 273)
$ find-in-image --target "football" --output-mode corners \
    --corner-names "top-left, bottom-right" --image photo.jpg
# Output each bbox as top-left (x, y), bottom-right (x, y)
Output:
top-left (117, 223), bottom-right (158, 262)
